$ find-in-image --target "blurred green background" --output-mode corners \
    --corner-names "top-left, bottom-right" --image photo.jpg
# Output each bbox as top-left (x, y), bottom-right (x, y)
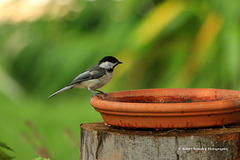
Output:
top-left (0, 0), bottom-right (239, 159)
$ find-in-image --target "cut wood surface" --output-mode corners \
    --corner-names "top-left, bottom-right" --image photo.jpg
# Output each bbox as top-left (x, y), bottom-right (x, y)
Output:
top-left (80, 122), bottom-right (240, 160)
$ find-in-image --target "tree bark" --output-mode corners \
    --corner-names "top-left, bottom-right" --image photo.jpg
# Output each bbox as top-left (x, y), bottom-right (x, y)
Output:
top-left (80, 122), bottom-right (240, 160)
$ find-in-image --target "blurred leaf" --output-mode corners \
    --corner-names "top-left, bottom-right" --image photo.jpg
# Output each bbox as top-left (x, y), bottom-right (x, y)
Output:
top-left (116, 0), bottom-right (187, 82)
top-left (0, 142), bottom-right (14, 160)
top-left (169, 12), bottom-right (224, 87)
top-left (129, 0), bottom-right (185, 49)
top-left (0, 142), bottom-right (13, 152)
top-left (33, 158), bottom-right (50, 160)
top-left (0, 67), bottom-right (25, 100)
top-left (0, 150), bottom-right (14, 160)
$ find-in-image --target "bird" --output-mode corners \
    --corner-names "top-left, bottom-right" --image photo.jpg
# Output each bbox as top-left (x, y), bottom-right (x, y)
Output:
top-left (48, 56), bottom-right (122, 99)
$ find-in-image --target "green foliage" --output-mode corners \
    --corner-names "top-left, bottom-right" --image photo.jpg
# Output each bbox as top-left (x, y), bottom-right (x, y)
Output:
top-left (33, 157), bottom-right (50, 160)
top-left (0, 142), bottom-right (14, 160)
top-left (0, 0), bottom-right (239, 159)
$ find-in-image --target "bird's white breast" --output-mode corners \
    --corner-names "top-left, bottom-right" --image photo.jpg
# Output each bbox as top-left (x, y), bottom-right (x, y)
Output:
top-left (76, 71), bottom-right (113, 90)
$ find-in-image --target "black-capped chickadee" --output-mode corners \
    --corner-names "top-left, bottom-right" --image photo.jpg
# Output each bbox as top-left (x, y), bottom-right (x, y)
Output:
top-left (48, 56), bottom-right (122, 99)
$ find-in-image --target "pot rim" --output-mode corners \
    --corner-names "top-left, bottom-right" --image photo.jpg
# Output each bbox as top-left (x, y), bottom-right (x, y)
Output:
top-left (90, 88), bottom-right (240, 114)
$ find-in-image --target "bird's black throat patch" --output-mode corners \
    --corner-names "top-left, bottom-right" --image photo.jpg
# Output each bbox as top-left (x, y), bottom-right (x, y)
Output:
top-left (107, 68), bottom-right (113, 72)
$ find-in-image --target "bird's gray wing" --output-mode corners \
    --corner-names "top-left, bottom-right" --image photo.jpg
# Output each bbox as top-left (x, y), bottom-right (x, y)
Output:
top-left (69, 65), bottom-right (106, 85)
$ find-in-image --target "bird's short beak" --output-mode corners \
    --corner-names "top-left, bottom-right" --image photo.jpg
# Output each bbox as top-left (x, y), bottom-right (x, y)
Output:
top-left (118, 61), bottom-right (123, 64)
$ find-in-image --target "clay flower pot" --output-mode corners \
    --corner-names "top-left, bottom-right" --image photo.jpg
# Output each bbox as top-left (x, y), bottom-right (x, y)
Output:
top-left (90, 88), bottom-right (240, 129)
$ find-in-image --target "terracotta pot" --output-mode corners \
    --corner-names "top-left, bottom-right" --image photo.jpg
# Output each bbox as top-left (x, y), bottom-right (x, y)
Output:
top-left (90, 88), bottom-right (240, 129)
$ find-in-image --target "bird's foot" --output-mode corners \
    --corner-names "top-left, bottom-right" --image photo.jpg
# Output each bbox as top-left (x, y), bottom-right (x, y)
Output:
top-left (94, 90), bottom-right (108, 98)
top-left (90, 94), bottom-right (103, 99)
top-left (101, 92), bottom-right (108, 98)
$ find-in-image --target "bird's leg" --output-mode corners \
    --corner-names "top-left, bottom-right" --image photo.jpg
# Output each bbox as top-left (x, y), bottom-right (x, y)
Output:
top-left (87, 88), bottom-right (103, 99)
top-left (94, 89), bottom-right (108, 97)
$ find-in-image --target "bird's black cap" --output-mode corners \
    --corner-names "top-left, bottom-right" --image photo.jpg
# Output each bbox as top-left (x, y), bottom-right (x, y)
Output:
top-left (99, 56), bottom-right (122, 64)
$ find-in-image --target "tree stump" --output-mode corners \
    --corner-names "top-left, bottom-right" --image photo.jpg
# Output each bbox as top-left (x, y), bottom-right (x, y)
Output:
top-left (80, 122), bottom-right (240, 160)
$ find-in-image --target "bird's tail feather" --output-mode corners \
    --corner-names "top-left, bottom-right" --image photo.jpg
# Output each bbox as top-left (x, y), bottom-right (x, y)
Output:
top-left (48, 85), bottom-right (72, 98)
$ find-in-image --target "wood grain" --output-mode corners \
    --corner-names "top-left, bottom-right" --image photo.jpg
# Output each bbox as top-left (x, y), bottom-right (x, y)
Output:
top-left (80, 122), bottom-right (240, 160)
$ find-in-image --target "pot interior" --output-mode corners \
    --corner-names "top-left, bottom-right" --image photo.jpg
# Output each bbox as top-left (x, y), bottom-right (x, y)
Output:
top-left (105, 89), bottom-right (240, 103)
top-left (107, 96), bottom-right (240, 103)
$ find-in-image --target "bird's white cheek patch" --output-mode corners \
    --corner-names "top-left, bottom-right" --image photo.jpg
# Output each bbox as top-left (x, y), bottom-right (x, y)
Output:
top-left (99, 61), bottom-right (115, 69)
